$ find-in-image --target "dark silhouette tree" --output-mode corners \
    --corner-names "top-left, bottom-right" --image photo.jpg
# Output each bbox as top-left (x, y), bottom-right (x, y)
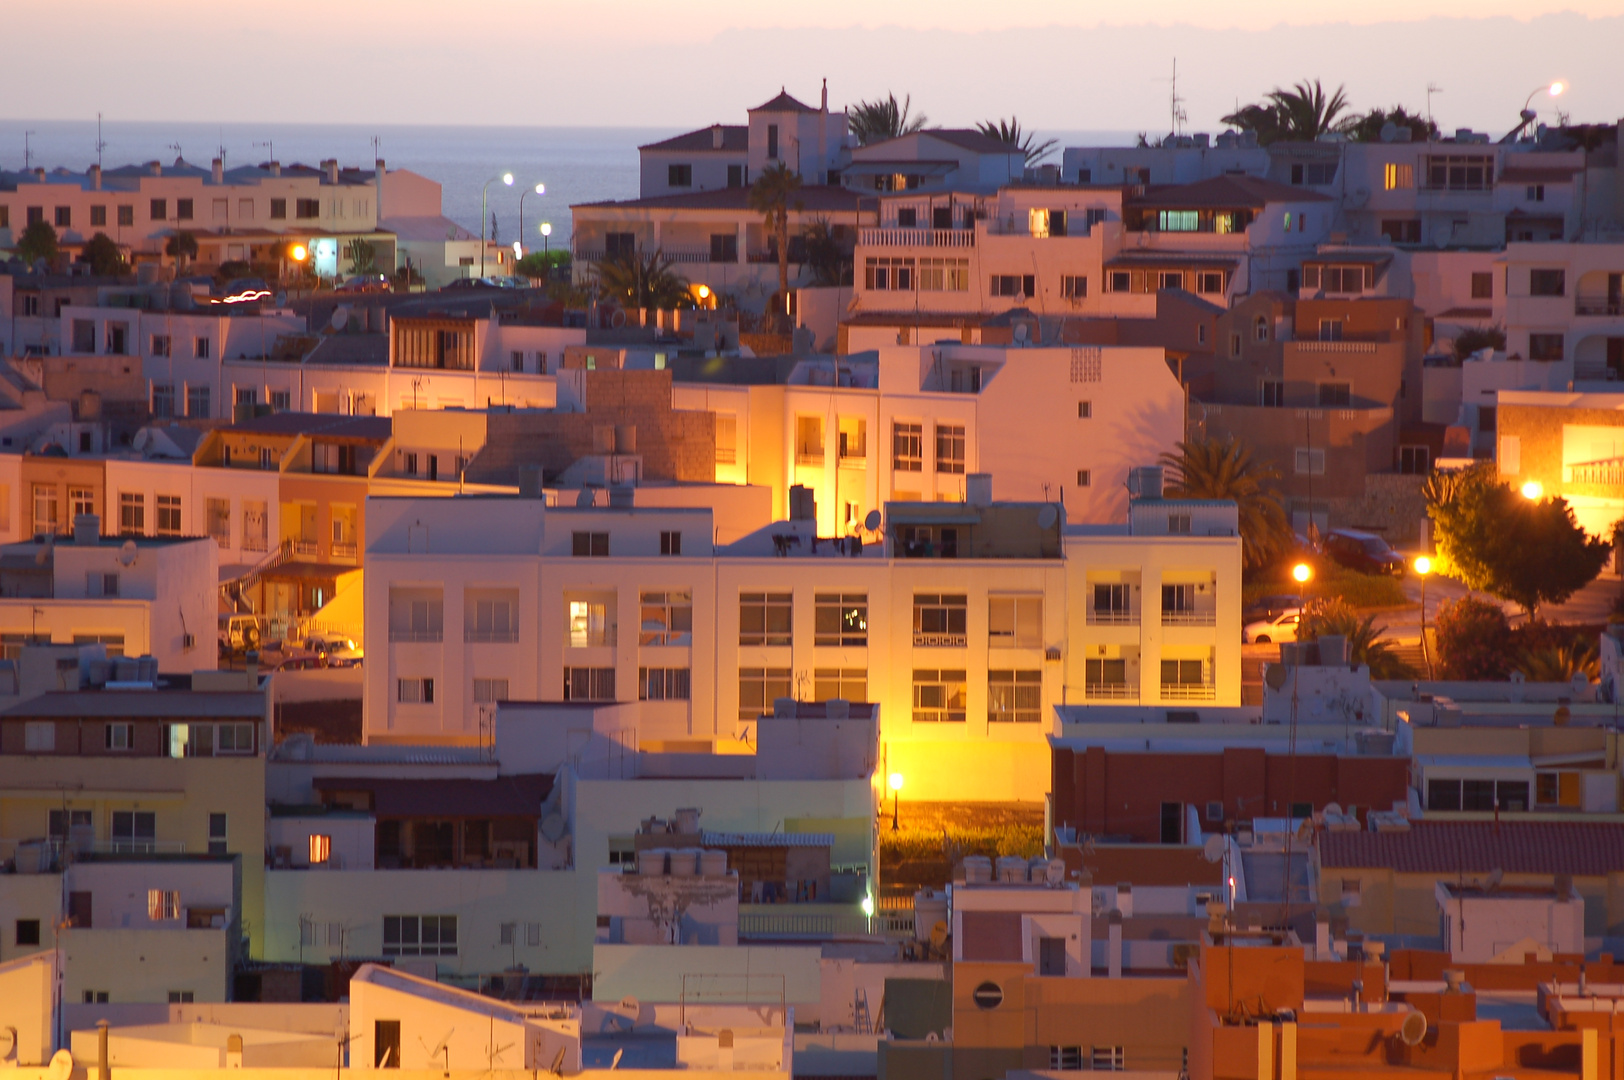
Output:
top-left (17, 220), bottom-right (59, 266)
top-left (975, 117), bottom-right (1058, 166)
top-left (1158, 435), bottom-right (1290, 570)
top-left (79, 232), bottom-right (127, 276)
top-left (847, 93), bottom-right (927, 146)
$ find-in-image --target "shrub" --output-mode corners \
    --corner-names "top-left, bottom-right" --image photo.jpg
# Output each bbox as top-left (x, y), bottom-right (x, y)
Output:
top-left (1433, 596), bottom-right (1511, 680)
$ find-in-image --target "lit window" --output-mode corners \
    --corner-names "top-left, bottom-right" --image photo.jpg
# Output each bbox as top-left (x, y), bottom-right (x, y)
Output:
top-left (309, 834), bottom-right (331, 864)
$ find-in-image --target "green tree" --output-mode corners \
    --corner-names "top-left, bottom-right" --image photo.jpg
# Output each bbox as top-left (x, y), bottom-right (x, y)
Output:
top-left (1432, 596), bottom-right (1512, 680)
top-left (1514, 638), bottom-right (1598, 683)
top-left (748, 162), bottom-right (804, 326)
top-left (1453, 326), bottom-right (1506, 362)
top-left (16, 220), bottom-right (59, 266)
top-left (1298, 597), bottom-right (1416, 679)
top-left (165, 230), bottom-right (199, 269)
top-left (79, 232), bottom-right (128, 276)
top-left (975, 117), bottom-right (1058, 166)
top-left (515, 251), bottom-right (569, 279)
top-left (847, 93), bottom-right (927, 146)
top-left (1341, 106), bottom-right (1439, 143)
top-left (801, 218), bottom-right (852, 288)
top-left (1158, 435), bottom-right (1290, 570)
top-left (344, 238), bottom-right (376, 276)
top-left (1426, 463), bottom-right (1609, 619)
top-left (1222, 80), bottom-right (1352, 145)
top-left (594, 249), bottom-right (692, 310)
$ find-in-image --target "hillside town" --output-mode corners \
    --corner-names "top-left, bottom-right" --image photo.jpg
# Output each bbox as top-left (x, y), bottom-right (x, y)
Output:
top-left (5, 81), bottom-right (1624, 1079)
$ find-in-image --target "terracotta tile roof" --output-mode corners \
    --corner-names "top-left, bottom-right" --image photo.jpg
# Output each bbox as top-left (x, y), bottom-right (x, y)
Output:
top-left (1128, 175), bottom-right (1332, 208)
top-left (1319, 820), bottom-right (1624, 877)
top-left (640, 125), bottom-right (749, 153)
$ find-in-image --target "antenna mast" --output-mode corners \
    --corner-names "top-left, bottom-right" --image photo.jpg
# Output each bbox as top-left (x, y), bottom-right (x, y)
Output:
top-left (1426, 83), bottom-right (1443, 137)
top-left (1169, 59), bottom-right (1187, 138)
top-left (96, 113), bottom-right (105, 169)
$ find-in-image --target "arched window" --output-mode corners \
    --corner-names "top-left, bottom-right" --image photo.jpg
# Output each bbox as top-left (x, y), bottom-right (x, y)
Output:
top-left (1254, 315), bottom-right (1269, 343)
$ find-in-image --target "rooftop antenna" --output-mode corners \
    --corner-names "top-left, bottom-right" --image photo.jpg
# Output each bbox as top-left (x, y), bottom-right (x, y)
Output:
top-left (218, 128), bottom-right (227, 170)
top-left (1426, 83), bottom-right (1443, 136)
top-left (1168, 58), bottom-right (1187, 138)
top-left (96, 113), bottom-right (105, 168)
top-left (23, 130), bottom-right (35, 171)
top-left (253, 139), bottom-right (274, 165)
top-left (168, 141), bottom-right (183, 166)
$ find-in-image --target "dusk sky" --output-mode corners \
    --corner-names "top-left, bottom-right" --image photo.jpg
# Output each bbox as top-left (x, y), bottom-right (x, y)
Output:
top-left (6, 0), bottom-right (1621, 134)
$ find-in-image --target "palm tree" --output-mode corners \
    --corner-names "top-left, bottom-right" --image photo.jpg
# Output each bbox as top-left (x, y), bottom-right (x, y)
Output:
top-left (748, 163), bottom-right (803, 326)
top-left (594, 249), bottom-right (692, 310)
top-left (975, 117), bottom-right (1058, 166)
top-left (1158, 436), bottom-right (1290, 570)
top-left (801, 218), bottom-right (852, 288)
top-left (1221, 80), bottom-right (1352, 145)
top-left (1514, 639), bottom-right (1598, 683)
top-left (847, 93), bottom-right (927, 146)
top-left (1299, 597), bottom-right (1417, 679)
top-left (1341, 106), bottom-right (1439, 143)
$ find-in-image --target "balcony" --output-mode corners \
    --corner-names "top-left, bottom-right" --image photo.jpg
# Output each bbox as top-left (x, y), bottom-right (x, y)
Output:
top-left (331, 542), bottom-right (358, 562)
top-left (913, 632), bottom-right (967, 647)
top-left (290, 539), bottom-right (318, 558)
top-left (465, 628), bottom-right (520, 644)
top-left (389, 628), bottom-right (443, 643)
top-left (1576, 298), bottom-right (1624, 317)
top-left (1084, 683), bottom-right (1138, 701)
top-left (739, 908), bottom-right (913, 939)
top-left (1161, 683), bottom-right (1217, 701)
top-left (858, 228), bottom-right (975, 248)
top-left (1086, 608), bottom-right (1138, 626)
top-left (1162, 609), bottom-right (1217, 626)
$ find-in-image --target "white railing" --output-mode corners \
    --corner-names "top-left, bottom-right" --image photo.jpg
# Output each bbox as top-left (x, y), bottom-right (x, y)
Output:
top-left (1161, 684), bottom-right (1217, 701)
top-left (858, 228), bottom-right (976, 248)
top-left (1162, 610), bottom-right (1217, 626)
top-left (331, 542), bottom-right (358, 561)
top-left (739, 911), bottom-right (913, 938)
top-left (1295, 341), bottom-right (1379, 353)
top-left (1086, 609), bottom-right (1138, 625)
top-left (389, 628), bottom-right (443, 643)
top-left (1084, 684), bottom-right (1138, 701)
top-left (290, 539), bottom-right (318, 557)
top-left (913, 632), bottom-right (967, 647)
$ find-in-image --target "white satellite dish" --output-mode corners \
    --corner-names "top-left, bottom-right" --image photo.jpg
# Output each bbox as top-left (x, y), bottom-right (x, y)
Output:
top-left (1037, 505), bottom-right (1058, 529)
top-left (119, 539), bottom-right (138, 567)
top-left (330, 306), bottom-right (351, 332)
top-left (618, 996), bottom-right (640, 1013)
top-left (1398, 1010), bottom-right (1428, 1046)
top-left (1203, 835), bottom-right (1225, 862)
top-left (47, 1049), bottom-right (74, 1080)
top-left (863, 509), bottom-right (882, 532)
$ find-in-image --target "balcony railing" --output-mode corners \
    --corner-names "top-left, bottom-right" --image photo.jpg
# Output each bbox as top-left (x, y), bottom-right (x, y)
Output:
top-left (1086, 609), bottom-right (1138, 625)
top-left (389, 628), bottom-right (443, 643)
top-left (1162, 610), bottom-right (1217, 626)
top-left (1294, 341), bottom-right (1379, 354)
top-left (858, 228), bottom-right (976, 248)
top-left (913, 632), bottom-right (967, 647)
top-left (739, 910), bottom-right (913, 939)
top-left (1162, 684), bottom-right (1217, 701)
top-left (465, 629), bottom-right (520, 644)
top-left (1571, 462), bottom-right (1624, 485)
top-left (1084, 683), bottom-right (1138, 701)
top-left (290, 539), bottom-right (318, 558)
top-left (1576, 298), bottom-right (1624, 316)
top-left (331, 542), bottom-right (358, 561)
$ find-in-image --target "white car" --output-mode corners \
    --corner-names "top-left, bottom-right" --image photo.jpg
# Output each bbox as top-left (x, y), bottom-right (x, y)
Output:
top-left (1243, 609), bottom-right (1302, 645)
top-left (301, 633), bottom-right (363, 667)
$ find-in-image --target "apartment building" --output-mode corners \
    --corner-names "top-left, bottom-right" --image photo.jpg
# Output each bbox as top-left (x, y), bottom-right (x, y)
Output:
top-left (360, 472), bottom-right (1240, 799)
top-left (671, 342), bottom-right (1187, 529)
top-left (1494, 389), bottom-right (1624, 536)
top-left (639, 87), bottom-right (851, 198)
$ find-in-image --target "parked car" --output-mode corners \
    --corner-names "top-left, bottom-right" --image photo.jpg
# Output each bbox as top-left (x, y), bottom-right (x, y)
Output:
top-left (1243, 609), bottom-right (1302, 645)
top-left (273, 647), bottom-right (328, 671)
top-left (302, 633), bottom-right (363, 667)
top-left (442, 276), bottom-right (500, 291)
top-left (218, 614), bottom-right (265, 656)
top-left (336, 272), bottom-right (392, 294)
top-left (1243, 593), bottom-right (1304, 625)
top-left (1323, 528), bottom-right (1407, 576)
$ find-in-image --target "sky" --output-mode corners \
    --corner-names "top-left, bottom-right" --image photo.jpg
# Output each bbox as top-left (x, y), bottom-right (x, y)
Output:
top-left (5, 1), bottom-right (1622, 135)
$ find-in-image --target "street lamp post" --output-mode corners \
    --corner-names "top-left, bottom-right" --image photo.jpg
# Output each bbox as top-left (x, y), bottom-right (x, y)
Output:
top-left (518, 184), bottom-right (546, 258)
top-left (1522, 480), bottom-right (1544, 501)
top-left (480, 173), bottom-right (514, 277)
top-left (540, 222), bottom-right (552, 258)
top-left (888, 772), bottom-right (904, 831)
top-left (1513, 81), bottom-right (1565, 140)
top-left (1415, 556), bottom-right (1434, 680)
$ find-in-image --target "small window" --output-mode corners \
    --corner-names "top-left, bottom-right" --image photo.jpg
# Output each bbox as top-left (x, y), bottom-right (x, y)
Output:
top-left (1530, 268), bottom-right (1566, 297)
top-left (117, 205), bottom-right (134, 227)
top-left (564, 667), bottom-right (616, 701)
top-left (397, 678), bottom-right (435, 704)
top-left (15, 918), bottom-right (41, 946)
top-left (1529, 333), bottom-right (1565, 361)
top-left (1295, 448), bottom-right (1326, 475)
top-left (1470, 272), bottom-right (1493, 299)
top-left (309, 834), bottom-right (331, 864)
top-left (1077, 401), bottom-right (1092, 419)
top-left (176, 198), bottom-right (193, 220)
top-left (1049, 1047), bottom-right (1083, 1071)
top-left (1317, 382), bottom-right (1351, 407)
top-left (208, 812), bottom-right (227, 855)
top-left (572, 531), bottom-right (609, 557)
top-left (1076, 469), bottom-right (1091, 487)
top-left (1205, 800), bottom-right (1223, 822)
top-left (473, 678), bottom-right (510, 703)
top-left (815, 594), bottom-right (867, 646)
top-left (147, 890), bottom-right (180, 920)
top-left (668, 163), bottom-right (692, 188)
top-left (105, 723), bottom-right (133, 750)
top-left (740, 592), bottom-right (792, 646)
top-left (1254, 315), bottom-right (1269, 342)
top-left (660, 531), bottom-right (682, 555)
top-left (24, 721), bottom-right (55, 752)
top-left (1090, 1046), bottom-right (1125, 1071)
top-left (90, 205), bottom-right (107, 227)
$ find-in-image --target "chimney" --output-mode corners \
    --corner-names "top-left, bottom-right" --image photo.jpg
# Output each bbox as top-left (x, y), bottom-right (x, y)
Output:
top-left (322, 158), bottom-right (339, 185)
top-left (33, 167), bottom-right (45, 183)
top-left (375, 158), bottom-right (386, 222)
top-left (1115, 882), bottom-right (1134, 918)
top-left (268, 161), bottom-right (281, 177)
top-left (73, 514), bottom-right (100, 546)
top-left (211, 157), bottom-right (223, 184)
top-left (712, 125), bottom-right (723, 150)
top-left (147, 160), bottom-right (162, 177)
top-left (89, 164), bottom-right (101, 190)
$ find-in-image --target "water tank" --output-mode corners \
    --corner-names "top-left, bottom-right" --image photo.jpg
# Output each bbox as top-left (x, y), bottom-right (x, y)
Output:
top-left (700, 850), bottom-right (729, 877)
top-left (963, 855), bottom-right (993, 884)
top-left (674, 808), bottom-right (701, 834)
top-left (638, 848), bottom-right (668, 876)
top-left (1028, 856), bottom-right (1051, 881)
top-left (914, 889), bottom-right (948, 941)
top-left (608, 485), bottom-right (635, 508)
top-left (996, 856), bottom-right (1028, 883)
top-left (670, 848), bottom-right (701, 877)
top-left (138, 657), bottom-right (158, 683)
top-left (1127, 466), bottom-right (1164, 500)
top-left (789, 485), bottom-right (816, 521)
top-left (592, 426), bottom-right (615, 454)
top-left (772, 697), bottom-right (797, 719)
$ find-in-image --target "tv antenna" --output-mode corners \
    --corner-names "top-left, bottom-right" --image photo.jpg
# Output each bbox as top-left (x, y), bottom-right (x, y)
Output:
top-left (254, 140), bottom-right (274, 165)
top-left (96, 113), bottom-right (106, 168)
top-left (23, 130), bottom-right (36, 171)
top-left (1167, 59), bottom-right (1188, 138)
top-left (168, 141), bottom-right (183, 165)
top-left (1426, 83), bottom-right (1443, 134)
top-left (218, 128), bottom-right (227, 171)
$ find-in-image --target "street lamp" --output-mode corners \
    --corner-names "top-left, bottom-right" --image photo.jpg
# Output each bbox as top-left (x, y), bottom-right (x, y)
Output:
top-left (1291, 561), bottom-right (1313, 638)
top-left (888, 772), bottom-right (904, 831)
top-left (480, 172), bottom-right (514, 276)
top-left (1522, 480), bottom-right (1544, 501)
top-left (519, 183), bottom-right (546, 257)
top-left (540, 222), bottom-right (553, 257)
top-left (1414, 556), bottom-right (1434, 679)
top-left (1513, 82), bottom-right (1566, 140)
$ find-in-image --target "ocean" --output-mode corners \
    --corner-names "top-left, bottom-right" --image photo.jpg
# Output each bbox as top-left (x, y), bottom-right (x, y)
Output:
top-left (0, 119), bottom-right (1137, 247)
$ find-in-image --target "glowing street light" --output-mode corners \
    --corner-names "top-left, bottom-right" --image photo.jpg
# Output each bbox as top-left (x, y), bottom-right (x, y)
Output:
top-left (540, 221), bottom-right (553, 257)
top-left (290, 244), bottom-right (308, 262)
top-left (1516, 81), bottom-right (1568, 140)
top-left (1415, 556), bottom-right (1434, 679)
top-left (888, 772), bottom-right (904, 831)
top-left (1291, 562), bottom-right (1312, 584)
top-left (1522, 480), bottom-right (1544, 501)
top-left (480, 172), bottom-right (515, 276)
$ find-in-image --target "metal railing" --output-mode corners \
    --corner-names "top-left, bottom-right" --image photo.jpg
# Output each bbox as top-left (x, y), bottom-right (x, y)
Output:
top-left (1084, 684), bottom-right (1138, 701)
top-left (739, 911), bottom-right (913, 939)
top-left (389, 628), bottom-right (443, 643)
top-left (858, 228), bottom-right (976, 248)
top-left (1162, 610), bottom-right (1217, 626)
top-left (1571, 462), bottom-right (1624, 485)
top-left (1161, 684), bottom-right (1217, 701)
top-left (290, 539), bottom-right (318, 558)
top-left (913, 632), bottom-right (967, 647)
top-left (1086, 609), bottom-right (1138, 625)
top-left (1576, 298), bottom-right (1624, 316)
top-left (465, 628), bottom-right (520, 643)
top-left (331, 542), bottom-right (358, 561)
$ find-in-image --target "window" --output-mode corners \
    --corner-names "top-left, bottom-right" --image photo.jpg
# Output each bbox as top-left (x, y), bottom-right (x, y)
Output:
top-left (1091, 583), bottom-right (1133, 623)
top-left (740, 592), bottom-right (792, 646)
top-left (150, 381), bottom-right (176, 417)
top-left (715, 414), bottom-right (738, 465)
top-left (990, 274), bottom-right (1034, 298)
top-left (1530, 268), bottom-right (1566, 297)
top-left (312, 443), bottom-right (358, 474)
top-left (639, 590), bottom-right (693, 645)
top-left (15, 919), bottom-right (41, 946)
top-left (1157, 210), bottom-right (1199, 232)
top-left (209, 812), bottom-right (227, 855)
top-left (1526, 183), bottom-right (1546, 202)
top-left (864, 256), bottom-right (915, 291)
top-left (194, 336), bottom-right (210, 359)
top-left (727, 164), bottom-right (745, 188)
top-left (375, 1019), bottom-right (400, 1068)
top-left (838, 416), bottom-right (867, 460)
top-left (1073, 469), bottom-right (1091, 487)
top-left (564, 667), bottom-right (616, 701)
top-left (919, 257), bottom-right (969, 291)
top-left (1428, 778), bottom-right (1528, 811)
top-left (1060, 275), bottom-right (1087, 299)
top-left (660, 530), bottom-right (682, 555)
top-left (1317, 382), bottom-right (1351, 407)
top-left (466, 590), bottom-right (519, 642)
top-left (1254, 315), bottom-right (1269, 342)
top-left (1161, 659), bottom-right (1208, 689)
top-left (1162, 584), bottom-right (1198, 619)
top-left (187, 385), bottom-right (210, 419)
top-left (893, 422), bottom-right (923, 472)
top-left (396, 678), bottom-right (435, 704)
top-left (604, 232), bottom-right (636, 259)
top-left (105, 722), bottom-right (133, 750)
top-left (87, 571), bottom-right (119, 597)
top-left (389, 589), bottom-right (443, 641)
top-left (90, 205), bottom-right (107, 227)
top-left (75, 633), bottom-right (124, 658)
top-left (175, 198), bottom-right (193, 220)
top-left (913, 593), bottom-right (967, 647)
top-left (912, 669), bottom-right (967, 723)
top-left (1108, 270), bottom-right (1131, 293)
top-left (934, 424), bottom-right (966, 474)
top-left (562, 525), bottom-right (614, 556)
top-left (473, 678), bottom-right (510, 704)
top-left (24, 720), bottom-right (55, 752)
top-left (1537, 771), bottom-right (1582, 807)
top-left (212, 197), bottom-right (228, 220)
top-left (638, 667), bottom-right (691, 700)
top-left (1382, 162), bottom-right (1414, 190)
top-left (1529, 333), bottom-right (1565, 361)
top-left (1197, 271), bottom-right (1225, 294)
top-left (117, 204), bottom-right (134, 226)
top-left (383, 915), bottom-right (458, 956)
top-left (813, 667), bottom-right (866, 702)
top-left (739, 667), bottom-right (792, 721)
top-left (1075, 400), bottom-right (1093, 420)
top-left (269, 198), bottom-right (287, 219)
top-left (1090, 1047), bottom-right (1126, 1071)
top-left (567, 599), bottom-right (613, 647)
top-left (1158, 271), bottom-right (1184, 292)
top-left (111, 811), bottom-right (155, 852)
top-left (147, 890), bottom-right (180, 921)
top-left (1260, 380), bottom-right (1284, 407)
top-left (53, 206), bottom-right (70, 228)
top-left (1399, 446), bottom-right (1431, 474)
top-left (668, 163), bottom-right (692, 187)
top-left (1290, 162), bottom-right (1336, 185)
top-left (815, 594), bottom-right (867, 646)
top-left (989, 596), bottom-right (1041, 648)
top-left (205, 498), bottom-right (230, 547)
top-left (1168, 513), bottom-right (1192, 534)
top-left (1049, 1047), bottom-right (1083, 1071)
top-left (295, 198), bottom-right (320, 219)
top-left (25, 206), bottom-right (42, 226)
top-left (1295, 448), bottom-right (1326, 475)
top-left (1470, 272), bottom-right (1493, 299)
top-left (155, 494), bottom-right (181, 535)
top-left (32, 484), bottom-right (58, 536)
top-left (988, 670), bottom-right (1042, 723)
top-left (241, 499), bottom-right (267, 552)
top-left (710, 233), bottom-right (739, 263)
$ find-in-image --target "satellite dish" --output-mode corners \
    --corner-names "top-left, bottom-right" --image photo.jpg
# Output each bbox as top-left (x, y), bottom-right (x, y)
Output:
top-left (618, 996), bottom-right (640, 1013)
top-left (551, 1047), bottom-right (568, 1075)
top-left (1203, 835), bottom-right (1224, 862)
top-left (1398, 1010), bottom-right (1428, 1046)
top-left (330, 306), bottom-right (350, 332)
top-left (610, 1049), bottom-right (625, 1070)
top-left (863, 509), bottom-right (882, 532)
top-left (1264, 663), bottom-right (1290, 691)
top-left (47, 1049), bottom-right (74, 1080)
top-left (1323, 802), bottom-right (1342, 817)
top-left (275, 291), bottom-right (288, 307)
top-left (1037, 505), bottom-right (1058, 529)
top-left (119, 539), bottom-right (138, 567)
top-left (540, 812), bottom-right (566, 843)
